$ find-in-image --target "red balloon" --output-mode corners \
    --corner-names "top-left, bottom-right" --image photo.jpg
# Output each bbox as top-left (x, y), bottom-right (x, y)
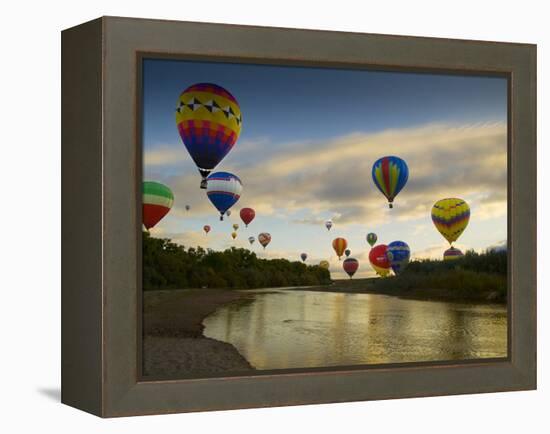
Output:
top-left (240, 208), bottom-right (256, 227)
top-left (343, 258), bottom-right (359, 278)
top-left (203, 225), bottom-right (211, 234)
top-left (369, 244), bottom-right (390, 269)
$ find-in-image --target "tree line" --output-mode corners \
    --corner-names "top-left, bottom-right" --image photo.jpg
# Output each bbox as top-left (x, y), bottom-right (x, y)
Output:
top-left (142, 232), bottom-right (332, 291)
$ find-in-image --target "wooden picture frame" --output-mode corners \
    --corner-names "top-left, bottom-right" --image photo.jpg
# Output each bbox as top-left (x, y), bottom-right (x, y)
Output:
top-left (61, 16), bottom-right (536, 417)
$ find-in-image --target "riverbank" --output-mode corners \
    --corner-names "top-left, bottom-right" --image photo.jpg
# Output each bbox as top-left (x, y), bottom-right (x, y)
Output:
top-left (143, 289), bottom-right (256, 377)
top-left (286, 275), bottom-right (506, 304)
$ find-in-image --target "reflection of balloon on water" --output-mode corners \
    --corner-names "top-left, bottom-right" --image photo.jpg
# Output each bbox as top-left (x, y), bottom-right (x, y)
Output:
top-left (332, 238), bottom-right (348, 260)
top-left (175, 83), bottom-right (242, 188)
top-left (232, 223), bottom-right (239, 231)
top-left (240, 208), bottom-right (255, 227)
top-left (344, 249), bottom-right (351, 258)
top-left (444, 246), bottom-right (464, 261)
top-left (206, 172), bottom-right (242, 220)
top-left (431, 198), bottom-right (470, 245)
top-left (231, 231), bottom-right (237, 240)
top-left (325, 220), bottom-right (333, 231)
top-left (142, 181), bottom-right (174, 230)
top-left (319, 260), bottom-right (330, 270)
top-left (258, 233), bottom-right (271, 249)
top-left (372, 156), bottom-right (409, 208)
top-left (366, 233), bottom-right (377, 247)
top-left (185, 204), bottom-right (191, 211)
top-left (300, 253), bottom-right (308, 262)
top-left (225, 210), bottom-right (231, 217)
top-left (343, 258), bottom-right (359, 279)
top-left (248, 236), bottom-right (255, 245)
top-left (369, 244), bottom-right (391, 277)
top-left (203, 225), bottom-right (211, 235)
top-left (387, 241), bottom-right (410, 275)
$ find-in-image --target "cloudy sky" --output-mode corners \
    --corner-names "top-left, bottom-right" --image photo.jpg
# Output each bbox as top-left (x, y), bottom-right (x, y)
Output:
top-left (142, 58), bottom-right (508, 278)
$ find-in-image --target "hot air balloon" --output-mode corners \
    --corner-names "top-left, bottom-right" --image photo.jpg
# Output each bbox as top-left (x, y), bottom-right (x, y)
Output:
top-left (225, 210), bottom-right (232, 217)
top-left (258, 233), bottom-right (271, 249)
top-left (372, 156), bottom-right (409, 208)
top-left (248, 236), bottom-right (255, 245)
top-left (444, 246), bottom-right (464, 261)
top-left (369, 244), bottom-right (391, 277)
top-left (233, 223), bottom-right (239, 231)
top-left (300, 253), bottom-right (308, 262)
top-left (325, 220), bottom-right (333, 231)
top-left (206, 172), bottom-right (242, 220)
top-left (231, 231), bottom-right (237, 240)
top-left (387, 241), bottom-right (410, 275)
top-left (332, 238), bottom-right (348, 260)
top-left (431, 198), bottom-right (470, 245)
top-left (344, 249), bottom-right (351, 258)
top-left (185, 204), bottom-right (191, 211)
top-left (366, 233), bottom-right (377, 247)
top-left (319, 260), bottom-right (330, 270)
top-left (175, 83), bottom-right (242, 189)
top-left (240, 208), bottom-right (255, 227)
top-left (343, 258), bottom-right (359, 279)
top-left (203, 225), bottom-right (211, 235)
top-left (142, 181), bottom-right (174, 230)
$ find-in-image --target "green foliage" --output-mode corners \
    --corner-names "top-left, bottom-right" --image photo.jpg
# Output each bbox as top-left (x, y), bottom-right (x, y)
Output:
top-left (142, 232), bottom-right (332, 290)
top-left (369, 249), bottom-right (507, 302)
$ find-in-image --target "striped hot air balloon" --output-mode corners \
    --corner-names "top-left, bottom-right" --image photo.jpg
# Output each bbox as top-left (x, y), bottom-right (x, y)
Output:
top-left (369, 244), bottom-right (391, 277)
top-left (372, 156), bottom-right (409, 208)
top-left (176, 83), bottom-right (242, 188)
top-left (343, 258), bottom-right (359, 279)
top-left (206, 172), bottom-right (242, 220)
top-left (387, 241), bottom-right (410, 275)
top-left (444, 246), bottom-right (464, 261)
top-left (332, 238), bottom-right (348, 260)
top-left (431, 198), bottom-right (470, 245)
top-left (142, 181), bottom-right (174, 230)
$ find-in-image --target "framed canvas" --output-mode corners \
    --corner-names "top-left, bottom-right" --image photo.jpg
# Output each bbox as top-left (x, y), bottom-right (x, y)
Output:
top-left (61, 16), bottom-right (536, 417)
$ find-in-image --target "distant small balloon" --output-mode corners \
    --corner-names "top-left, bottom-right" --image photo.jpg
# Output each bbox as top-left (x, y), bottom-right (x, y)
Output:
top-left (248, 236), bottom-right (255, 245)
top-left (325, 220), bottom-right (333, 231)
top-left (203, 225), bottom-right (211, 235)
top-left (258, 233), bottom-right (271, 249)
top-left (344, 249), bottom-right (351, 258)
top-left (231, 231), bottom-right (237, 240)
top-left (319, 260), bottom-right (330, 270)
top-left (240, 208), bottom-right (255, 227)
top-left (225, 210), bottom-right (232, 217)
top-left (332, 238), bottom-right (348, 260)
top-left (366, 233), bottom-right (377, 247)
top-left (343, 258), bottom-right (359, 279)
top-left (444, 246), bottom-right (464, 261)
top-left (185, 204), bottom-right (191, 211)
top-left (300, 253), bottom-right (308, 262)
top-left (233, 223), bottom-right (239, 231)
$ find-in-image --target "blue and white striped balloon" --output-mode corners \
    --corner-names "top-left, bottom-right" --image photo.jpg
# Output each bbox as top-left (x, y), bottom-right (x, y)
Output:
top-left (206, 172), bottom-right (243, 220)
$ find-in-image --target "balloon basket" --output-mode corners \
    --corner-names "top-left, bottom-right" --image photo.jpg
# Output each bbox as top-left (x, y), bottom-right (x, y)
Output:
top-left (200, 179), bottom-right (207, 189)
top-left (389, 203), bottom-right (393, 209)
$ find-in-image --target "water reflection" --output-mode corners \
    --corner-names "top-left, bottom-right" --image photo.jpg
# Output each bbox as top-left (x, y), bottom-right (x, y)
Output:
top-left (203, 290), bottom-right (507, 370)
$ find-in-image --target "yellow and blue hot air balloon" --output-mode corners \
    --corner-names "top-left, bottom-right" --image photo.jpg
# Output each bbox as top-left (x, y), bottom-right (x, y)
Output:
top-left (176, 83), bottom-right (242, 189)
top-left (372, 156), bottom-right (409, 208)
top-left (431, 198), bottom-right (470, 245)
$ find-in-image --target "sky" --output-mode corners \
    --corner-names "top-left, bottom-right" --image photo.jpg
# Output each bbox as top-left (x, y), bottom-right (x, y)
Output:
top-left (142, 58), bottom-right (508, 279)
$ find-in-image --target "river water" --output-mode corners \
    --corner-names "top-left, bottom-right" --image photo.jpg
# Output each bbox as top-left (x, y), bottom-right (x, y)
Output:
top-left (202, 289), bottom-right (507, 370)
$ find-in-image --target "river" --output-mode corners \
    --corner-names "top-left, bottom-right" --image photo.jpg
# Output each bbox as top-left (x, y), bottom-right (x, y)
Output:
top-left (202, 289), bottom-right (507, 370)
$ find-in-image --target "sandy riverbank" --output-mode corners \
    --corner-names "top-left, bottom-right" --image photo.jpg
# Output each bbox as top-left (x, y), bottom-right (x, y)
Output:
top-left (143, 289), bottom-right (256, 378)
